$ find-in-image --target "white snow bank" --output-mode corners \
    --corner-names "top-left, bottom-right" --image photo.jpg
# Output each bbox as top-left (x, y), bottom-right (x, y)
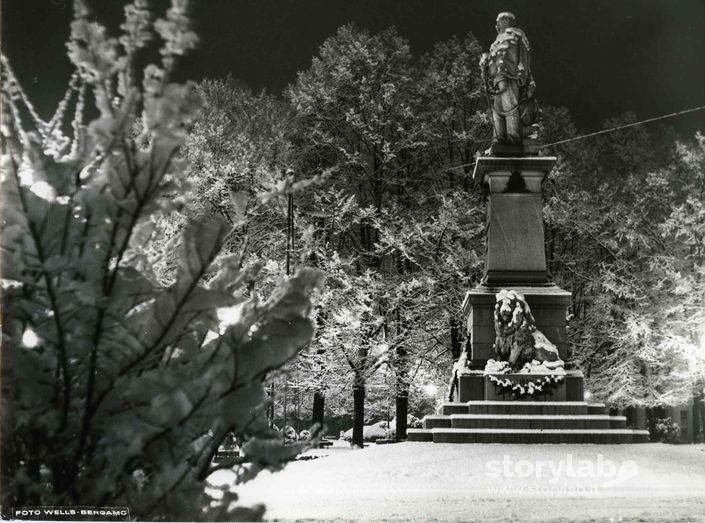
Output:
top-left (211, 442), bottom-right (705, 522)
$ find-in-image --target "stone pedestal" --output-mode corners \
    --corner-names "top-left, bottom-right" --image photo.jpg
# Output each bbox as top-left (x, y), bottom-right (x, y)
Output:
top-left (474, 156), bottom-right (557, 286)
top-left (457, 372), bottom-right (484, 402)
top-left (465, 155), bottom-right (572, 369)
top-left (486, 194), bottom-right (546, 284)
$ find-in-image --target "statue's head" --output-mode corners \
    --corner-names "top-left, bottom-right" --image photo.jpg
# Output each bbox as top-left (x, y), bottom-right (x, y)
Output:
top-left (495, 12), bottom-right (516, 33)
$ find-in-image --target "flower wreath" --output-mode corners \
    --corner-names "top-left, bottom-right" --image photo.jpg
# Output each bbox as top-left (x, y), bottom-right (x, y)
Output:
top-left (489, 374), bottom-right (564, 399)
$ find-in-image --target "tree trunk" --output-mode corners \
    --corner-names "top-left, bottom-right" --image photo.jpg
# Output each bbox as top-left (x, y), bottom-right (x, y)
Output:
top-left (352, 382), bottom-right (365, 447)
top-left (394, 344), bottom-right (410, 440)
top-left (394, 346), bottom-right (410, 439)
top-left (394, 308), bottom-right (410, 441)
top-left (693, 388), bottom-right (705, 443)
top-left (311, 390), bottom-right (325, 431)
top-left (395, 392), bottom-right (409, 440)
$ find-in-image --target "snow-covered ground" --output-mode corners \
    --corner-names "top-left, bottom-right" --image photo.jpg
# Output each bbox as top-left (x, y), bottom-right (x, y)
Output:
top-left (209, 441), bottom-right (705, 522)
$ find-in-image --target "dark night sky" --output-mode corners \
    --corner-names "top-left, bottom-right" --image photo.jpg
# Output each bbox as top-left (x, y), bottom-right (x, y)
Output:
top-left (2, 0), bottom-right (705, 137)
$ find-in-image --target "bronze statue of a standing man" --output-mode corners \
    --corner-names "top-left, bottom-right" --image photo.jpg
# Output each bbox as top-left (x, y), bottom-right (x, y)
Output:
top-left (481, 12), bottom-right (539, 147)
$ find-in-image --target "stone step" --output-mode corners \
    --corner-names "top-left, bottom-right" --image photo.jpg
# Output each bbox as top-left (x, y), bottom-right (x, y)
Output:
top-left (588, 404), bottom-right (607, 415)
top-left (408, 429), bottom-right (434, 442)
top-left (609, 416), bottom-right (627, 429)
top-left (441, 402), bottom-right (470, 415)
top-left (408, 428), bottom-right (650, 444)
top-left (449, 414), bottom-right (625, 430)
top-left (422, 415), bottom-right (452, 429)
top-left (444, 401), bottom-right (605, 415)
top-left (423, 413), bottom-right (628, 430)
top-left (631, 430), bottom-right (650, 443)
top-left (423, 414), bottom-right (627, 429)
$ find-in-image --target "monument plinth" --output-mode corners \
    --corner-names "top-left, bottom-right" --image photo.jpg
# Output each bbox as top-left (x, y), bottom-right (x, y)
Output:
top-left (474, 156), bottom-right (556, 286)
top-left (463, 155), bottom-right (573, 369)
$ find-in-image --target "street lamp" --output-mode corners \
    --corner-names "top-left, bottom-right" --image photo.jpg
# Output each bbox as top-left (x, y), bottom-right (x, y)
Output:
top-left (422, 383), bottom-right (439, 414)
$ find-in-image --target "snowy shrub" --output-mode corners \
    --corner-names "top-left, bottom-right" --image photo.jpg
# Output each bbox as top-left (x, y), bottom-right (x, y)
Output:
top-left (0, 1), bottom-right (321, 520)
top-left (653, 417), bottom-right (681, 444)
top-left (384, 415), bottom-right (423, 439)
top-left (342, 421), bottom-right (388, 442)
top-left (284, 426), bottom-right (299, 442)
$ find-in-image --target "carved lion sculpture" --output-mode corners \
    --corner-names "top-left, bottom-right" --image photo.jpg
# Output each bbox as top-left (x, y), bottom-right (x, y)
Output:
top-left (493, 289), bottom-right (564, 372)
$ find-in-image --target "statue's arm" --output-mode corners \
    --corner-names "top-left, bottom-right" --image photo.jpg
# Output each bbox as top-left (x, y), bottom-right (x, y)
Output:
top-left (518, 33), bottom-right (531, 86)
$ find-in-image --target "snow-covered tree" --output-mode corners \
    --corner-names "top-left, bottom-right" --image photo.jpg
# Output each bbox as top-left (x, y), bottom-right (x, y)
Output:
top-left (288, 24), bottom-right (489, 443)
top-left (542, 108), bottom-right (705, 407)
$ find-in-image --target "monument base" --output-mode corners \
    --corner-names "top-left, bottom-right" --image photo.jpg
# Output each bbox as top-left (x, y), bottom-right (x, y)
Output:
top-left (484, 373), bottom-right (567, 402)
top-left (413, 369), bottom-right (648, 443)
top-left (457, 370), bottom-right (584, 402)
top-left (462, 285), bottom-right (572, 368)
top-left (415, 147), bottom-right (651, 443)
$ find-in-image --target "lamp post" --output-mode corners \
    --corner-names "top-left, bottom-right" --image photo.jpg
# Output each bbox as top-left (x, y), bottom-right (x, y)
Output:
top-left (423, 383), bottom-right (439, 414)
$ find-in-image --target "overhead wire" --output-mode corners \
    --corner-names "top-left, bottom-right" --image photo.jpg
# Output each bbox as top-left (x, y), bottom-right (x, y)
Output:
top-left (443, 104), bottom-right (705, 174)
top-left (542, 105), bottom-right (705, 148)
